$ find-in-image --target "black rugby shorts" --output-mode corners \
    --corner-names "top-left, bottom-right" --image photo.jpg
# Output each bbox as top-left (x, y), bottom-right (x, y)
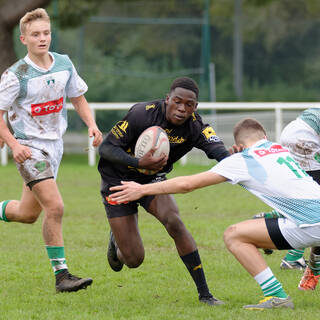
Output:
top-left (100, 175), bottom-right (166, 218)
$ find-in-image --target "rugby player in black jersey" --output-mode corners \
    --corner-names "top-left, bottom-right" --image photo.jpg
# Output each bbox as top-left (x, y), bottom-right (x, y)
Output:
top-left (98, 77), bottom-right (230, 306)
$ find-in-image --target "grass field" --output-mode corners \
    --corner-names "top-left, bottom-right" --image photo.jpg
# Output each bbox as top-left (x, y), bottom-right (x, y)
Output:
top-left (0, 155), bottom-right (317, 319)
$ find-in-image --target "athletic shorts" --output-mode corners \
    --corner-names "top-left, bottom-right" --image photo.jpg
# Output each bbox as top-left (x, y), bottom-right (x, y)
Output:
top-left (15, 138), bottom-right (63, 188)
top-left (100, 175), bottom-right (166, 219)
top-left (307, 170), bottom-right (320, 185)
top-left (266, 218), bottom-right (320, 249)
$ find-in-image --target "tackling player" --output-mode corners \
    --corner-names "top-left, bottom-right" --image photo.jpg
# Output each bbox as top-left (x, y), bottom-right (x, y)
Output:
top-left (0, 8), bottom-right (102, 292)
top-left (255, 108), bottom-right (320, 290)
top-left (98, 77), bottom-right (230, 306)
top-left (110, 118), bottom-right (320, 310)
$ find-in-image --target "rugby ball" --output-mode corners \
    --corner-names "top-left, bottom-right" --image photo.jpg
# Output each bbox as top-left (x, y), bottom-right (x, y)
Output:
top-left (134, 126), bottom-right (170, 175)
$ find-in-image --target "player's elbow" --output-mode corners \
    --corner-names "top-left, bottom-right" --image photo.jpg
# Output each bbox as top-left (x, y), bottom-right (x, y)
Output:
top-left (178, 181), bottom-right (195, 193)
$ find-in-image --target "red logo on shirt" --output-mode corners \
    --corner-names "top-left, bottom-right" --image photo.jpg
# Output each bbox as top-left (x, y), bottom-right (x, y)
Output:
top-left (31, 97), bottom-right (63, 116)
top-left (254, 144), bottom-right (288, 157)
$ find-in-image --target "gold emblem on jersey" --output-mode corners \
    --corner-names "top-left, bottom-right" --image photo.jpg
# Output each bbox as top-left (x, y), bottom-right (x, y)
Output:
top-left (146, 104), bottom-right (156, 110)
top-left (202, 126), bottom-right (217, 141)
top-left (111, 121), bottom-right (129, 139)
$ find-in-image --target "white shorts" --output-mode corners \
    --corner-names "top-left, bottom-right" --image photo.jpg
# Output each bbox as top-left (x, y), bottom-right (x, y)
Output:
top-left (15, 138), bottom-right (63, 185)
top-left (279, 218), bottom-right (320, 249)
top-left (280, 118), bottom-right (320, 171)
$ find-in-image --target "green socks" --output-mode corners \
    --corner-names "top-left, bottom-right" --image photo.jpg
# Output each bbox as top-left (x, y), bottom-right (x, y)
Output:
top-left (264, 210), bottom-right (283, 219)
top-left (284, 249), bottom-right (305, 262)
top-left (255, 267), bottom-right (288, 298)
top-left (46, 246), bottom-right (68, 275)
top-left (0, 200), bottom-right (10, 222)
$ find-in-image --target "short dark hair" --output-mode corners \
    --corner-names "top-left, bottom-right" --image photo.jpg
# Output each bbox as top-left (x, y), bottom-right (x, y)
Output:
top-left (233, 118), bottom-right (266, 145)
top-left (169, 77), bottom-right (199, 99)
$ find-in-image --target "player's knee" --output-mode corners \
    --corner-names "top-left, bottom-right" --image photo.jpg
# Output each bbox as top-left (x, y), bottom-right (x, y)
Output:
top-left (125, 252), bottom-right (144, 268)
top-left (120, 244), bottom-right (145, 268)
top-left (45, 201), bottom-right (64, 220)
top-left (223, 224), bottom-right (238, 250)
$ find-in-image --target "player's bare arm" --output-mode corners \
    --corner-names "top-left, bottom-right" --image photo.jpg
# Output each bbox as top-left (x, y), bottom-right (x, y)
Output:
top-left (70, 95), bottom-right (102, 147)
top-left (0, 110), bottom-right (31, 163)
top-left (110, 171), bottom-right (227, 203)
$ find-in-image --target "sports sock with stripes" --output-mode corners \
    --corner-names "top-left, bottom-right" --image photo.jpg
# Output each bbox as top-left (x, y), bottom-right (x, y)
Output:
top-left (180, 250), bottom-right (212, 297)
top-left (254, 267), bottom-right (288, 298)
top-left (46, 246), bottom-right (68, 275)
top-left (309, 250), bottom-right (320, 276)
top-left (0, 200), bottom-right (10, 222)
top-left (284, 249), bottom-right (305, 262)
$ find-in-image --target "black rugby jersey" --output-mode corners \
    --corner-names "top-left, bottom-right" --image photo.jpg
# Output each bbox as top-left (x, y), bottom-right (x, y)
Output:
top-left (98, 99), bottom-right (230, 183)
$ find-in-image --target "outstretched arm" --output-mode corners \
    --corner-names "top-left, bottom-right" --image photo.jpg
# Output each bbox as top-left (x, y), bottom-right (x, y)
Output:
top-left (109, 170), bottom-right (227, 203)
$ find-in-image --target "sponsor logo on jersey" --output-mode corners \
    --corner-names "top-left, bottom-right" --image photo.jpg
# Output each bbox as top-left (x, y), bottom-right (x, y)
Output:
top-left (254, 144), bottom-right (288, 157)
top-left (168, 135), bottom-right (186, 144)
top-left (105, 196), bottom-right (128, 205)
top-left (202, 126), bottom-right (220, 142)
top-left (145, 104), bottom-right (155, 110)
top-left (31, 97), bottom-right (63, 116)
top-left (111, 120), bottom-right (129, 139)
top-left (162, 128), bottom-right (186, 144)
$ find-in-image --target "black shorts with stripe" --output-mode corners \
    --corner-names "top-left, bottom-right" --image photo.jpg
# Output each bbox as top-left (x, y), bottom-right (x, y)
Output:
top-left (265, 218), bottom-right (293, 250)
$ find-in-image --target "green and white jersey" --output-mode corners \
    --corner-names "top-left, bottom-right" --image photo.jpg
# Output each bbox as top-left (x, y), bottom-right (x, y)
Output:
top-left (300, 108), bottom-right (320, 135)
top-left (0, 52), bottom-right (87, 140)
top-left (210, 139), bottom-right (320, 227)
top-left (280, 108), bottom-right (320, 171)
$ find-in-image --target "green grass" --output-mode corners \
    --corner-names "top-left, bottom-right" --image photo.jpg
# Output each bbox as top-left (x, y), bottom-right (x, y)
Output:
top-left (0, 155), bottom-right (317, 319)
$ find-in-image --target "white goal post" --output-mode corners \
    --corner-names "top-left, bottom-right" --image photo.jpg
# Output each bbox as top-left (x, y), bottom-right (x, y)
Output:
top-left (1, 102), bottom-right (320, 166)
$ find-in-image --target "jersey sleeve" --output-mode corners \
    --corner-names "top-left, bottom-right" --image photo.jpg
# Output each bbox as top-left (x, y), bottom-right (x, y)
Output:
top-left (0, 70), bottom-right (20, 111)
top-left (194, 120), bottom-right (230, 161)
top-left (210, 153), bottom-right (249, 184)
top-left (66, 61), bottom-right (88, 98)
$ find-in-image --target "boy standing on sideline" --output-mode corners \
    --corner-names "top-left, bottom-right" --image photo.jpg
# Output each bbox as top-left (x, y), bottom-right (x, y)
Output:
top-left (0, 8), bottom-right (102, 292)
top-left (110, 118), bottom-right (320, 309)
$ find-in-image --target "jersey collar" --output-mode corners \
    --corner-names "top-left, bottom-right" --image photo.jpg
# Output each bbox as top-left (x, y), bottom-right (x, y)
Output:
top-left (24, 52), bottom-right (55, 72)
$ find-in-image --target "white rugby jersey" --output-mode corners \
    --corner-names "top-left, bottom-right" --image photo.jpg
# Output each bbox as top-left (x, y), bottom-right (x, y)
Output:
top-left (210, 139), bottom-right (320, 227)
top-left (280, 108), bottom-right (320, 171)
top-left (0, 52), bottom-right (88, 140)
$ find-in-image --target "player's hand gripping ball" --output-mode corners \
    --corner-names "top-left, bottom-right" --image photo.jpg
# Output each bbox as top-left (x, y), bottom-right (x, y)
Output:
top-left (134, 126), bottom-right (170, 175)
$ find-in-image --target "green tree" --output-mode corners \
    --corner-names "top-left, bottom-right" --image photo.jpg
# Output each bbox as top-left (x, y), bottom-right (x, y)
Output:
top-left (0, 0), bottom-right (51, 74)
top-left (0, 0), bottom-right (101, 74)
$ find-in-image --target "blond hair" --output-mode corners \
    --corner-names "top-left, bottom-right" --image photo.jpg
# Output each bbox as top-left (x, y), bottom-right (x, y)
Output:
top-left (20, 8), bottom-right (50, 35)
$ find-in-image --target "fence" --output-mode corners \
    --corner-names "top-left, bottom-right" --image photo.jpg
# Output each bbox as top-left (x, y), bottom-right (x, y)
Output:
top-left (2, 102), bottom-right (320, 166)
